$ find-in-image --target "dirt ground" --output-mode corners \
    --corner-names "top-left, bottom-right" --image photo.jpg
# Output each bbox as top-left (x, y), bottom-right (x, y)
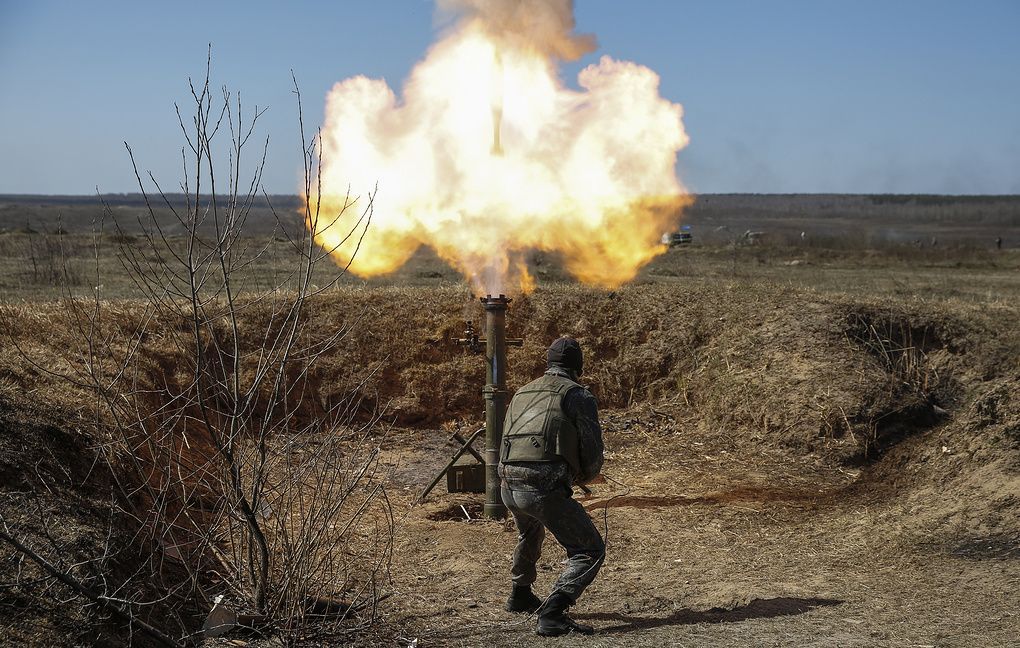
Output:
top-left (364, 404), bottom-right (1018, 647)
top-left (1, 200), bottom-right (1018, 646)
top-left (325, 279), bottom-right (1017, 647)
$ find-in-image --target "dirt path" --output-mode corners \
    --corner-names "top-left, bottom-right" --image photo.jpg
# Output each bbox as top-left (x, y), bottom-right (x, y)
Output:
top-left (369, 413), bottom-right (1018, 647)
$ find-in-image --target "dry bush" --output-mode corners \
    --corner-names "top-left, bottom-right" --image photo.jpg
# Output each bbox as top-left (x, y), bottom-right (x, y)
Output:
top-left (0, 228), bottom-right (87, 287)
top-left (1, 58), bottom-right (391, 646)
top-left (272, 282), bottom-right (1015, 469)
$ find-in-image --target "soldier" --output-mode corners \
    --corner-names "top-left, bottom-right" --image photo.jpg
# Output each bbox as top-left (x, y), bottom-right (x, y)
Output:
top-left (499, 336), bottom-right (605, 637)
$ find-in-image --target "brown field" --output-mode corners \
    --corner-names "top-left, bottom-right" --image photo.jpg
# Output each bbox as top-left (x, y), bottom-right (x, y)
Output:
top-left (0, 194), bottom-right (1018, 647)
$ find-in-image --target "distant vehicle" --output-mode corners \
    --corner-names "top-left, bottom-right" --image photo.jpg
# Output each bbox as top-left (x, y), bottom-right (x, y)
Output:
top-left (661, 226), bottom-right (693, 247)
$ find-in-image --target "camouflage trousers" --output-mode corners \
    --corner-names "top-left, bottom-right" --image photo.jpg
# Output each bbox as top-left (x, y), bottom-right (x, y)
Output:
top-left (500, 465), bottom-right (605, 602)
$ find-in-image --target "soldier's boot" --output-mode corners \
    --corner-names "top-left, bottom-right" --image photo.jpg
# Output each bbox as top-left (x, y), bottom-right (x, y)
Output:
top-left (505, 585), bottom-right (542, 614)
top-left (536, 592), bottom-right (595, 636)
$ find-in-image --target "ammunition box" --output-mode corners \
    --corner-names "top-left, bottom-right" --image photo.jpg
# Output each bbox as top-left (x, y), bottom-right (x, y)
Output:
top-left (447, 460), bottom-right (486, 493)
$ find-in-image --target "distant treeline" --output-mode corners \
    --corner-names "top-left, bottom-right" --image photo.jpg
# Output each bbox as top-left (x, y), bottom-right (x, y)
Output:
top-left (0, 193), bottom-right (305, 209)
top-left (1, 193), bottom-right (1017, 248)
top-left (3, 192), bottom-right (1019, 210)
top-left (684, 194), bottom-right (1019, 247)
top-left (687, 194), bottom-right (1020, 226)
top-left (1, 191), bottom-right (1020, 204)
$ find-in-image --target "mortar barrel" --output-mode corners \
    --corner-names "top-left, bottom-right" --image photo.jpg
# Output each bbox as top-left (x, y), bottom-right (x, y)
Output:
top-left (481, 294), bottom-right (510, 519)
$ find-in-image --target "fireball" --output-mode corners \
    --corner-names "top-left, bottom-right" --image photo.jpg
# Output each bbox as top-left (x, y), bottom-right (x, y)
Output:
top-left (308, 0), bottom-right (690, 294)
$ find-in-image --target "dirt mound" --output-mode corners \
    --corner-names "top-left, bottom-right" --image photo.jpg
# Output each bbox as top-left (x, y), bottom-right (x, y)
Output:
top-left (868, 369), bottom-right (1020, 554)
top-left (291, 285), bottom-right (1015, 462)
top-left (0, 393), bottom-right (195, 647)
top-left (4, 284), bottom-right (1016, 469)
top-left (2, 283), bottom-right (1018, 645)
top-left (301, 283), bottom-right (1019, 558)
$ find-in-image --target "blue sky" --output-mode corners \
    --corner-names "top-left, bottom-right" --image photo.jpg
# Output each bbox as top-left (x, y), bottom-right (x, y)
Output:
top-left (1, 0), bottom-right (1017, 195)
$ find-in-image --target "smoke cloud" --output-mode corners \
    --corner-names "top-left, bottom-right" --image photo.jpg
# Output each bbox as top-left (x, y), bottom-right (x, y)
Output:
top-left (309, 0), bottom-right (690, 294)
top-left (437, 0), bottom-right (597, 61)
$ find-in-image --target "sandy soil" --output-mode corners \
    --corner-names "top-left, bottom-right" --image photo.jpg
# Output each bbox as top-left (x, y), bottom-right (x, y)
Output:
top-left (2, 276), bottom-right (1017, 647)
top-left (366, 404), bottom-right (1018, 647)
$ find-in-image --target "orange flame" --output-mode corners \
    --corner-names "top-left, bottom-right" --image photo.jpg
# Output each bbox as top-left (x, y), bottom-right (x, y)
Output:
top-left (308, 1), bottom-right (690, 294)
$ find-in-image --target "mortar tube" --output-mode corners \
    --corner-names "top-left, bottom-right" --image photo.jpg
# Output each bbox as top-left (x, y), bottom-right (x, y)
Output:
top-left (481, 295), bottom-right (509, 519)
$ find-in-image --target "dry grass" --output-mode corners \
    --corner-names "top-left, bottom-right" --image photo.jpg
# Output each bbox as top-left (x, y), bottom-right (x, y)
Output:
top-left (1, 256), bottom-right (1018, 645)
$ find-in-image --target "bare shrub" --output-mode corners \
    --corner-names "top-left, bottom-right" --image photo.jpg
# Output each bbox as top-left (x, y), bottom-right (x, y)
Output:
top-left (842, 310), bottom-right (948, 458)
top-left (1, 55), bottom-right (390, 646)
top-left (1, 225), bottom-right (88, 287)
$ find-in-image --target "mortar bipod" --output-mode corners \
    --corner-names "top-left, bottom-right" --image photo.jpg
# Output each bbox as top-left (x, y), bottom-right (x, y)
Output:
top-left (418, 427), bottom-right (485, 502)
